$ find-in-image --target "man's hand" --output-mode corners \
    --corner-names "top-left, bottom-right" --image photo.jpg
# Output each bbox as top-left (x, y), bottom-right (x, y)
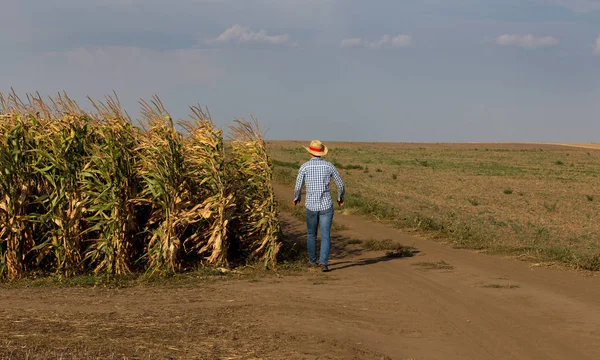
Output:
top-left (338, 200), bottom-right (344, 207)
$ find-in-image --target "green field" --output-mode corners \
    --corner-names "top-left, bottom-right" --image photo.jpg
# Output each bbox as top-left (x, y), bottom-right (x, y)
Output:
top-left (269, 141), bottom-right (600, 271)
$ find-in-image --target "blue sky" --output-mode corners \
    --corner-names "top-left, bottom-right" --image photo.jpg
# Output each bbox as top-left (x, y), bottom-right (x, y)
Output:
top-left (1, 0), bottom-right (600, 142)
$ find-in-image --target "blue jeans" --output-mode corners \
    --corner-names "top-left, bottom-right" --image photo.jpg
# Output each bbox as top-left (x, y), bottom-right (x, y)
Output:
top-left (306, 207), bottom-right (334, 266)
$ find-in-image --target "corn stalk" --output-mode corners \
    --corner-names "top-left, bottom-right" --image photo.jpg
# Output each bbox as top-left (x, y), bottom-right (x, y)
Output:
top-left (81, 96), bottom-right (140, 276)
top-left (138, 97), bottom-right (197, 273)
top-left (0, 90), bottom-right (283, 280)
top-left (0, 112), bottom-right (41, 279)
top-left (33, 112), bottom-right (93, 277)
top-left (229, 117), bottom-right (281, 268)
top-left (180, 106), bottom-right (235, 266)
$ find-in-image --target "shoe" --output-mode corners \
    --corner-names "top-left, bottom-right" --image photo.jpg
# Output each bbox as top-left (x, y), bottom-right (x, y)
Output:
top-left (321, 264), bottom-right (329, 272)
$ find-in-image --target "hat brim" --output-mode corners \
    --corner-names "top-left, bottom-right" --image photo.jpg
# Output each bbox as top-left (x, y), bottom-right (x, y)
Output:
top-left (305, 145), bottom-right (328, 157)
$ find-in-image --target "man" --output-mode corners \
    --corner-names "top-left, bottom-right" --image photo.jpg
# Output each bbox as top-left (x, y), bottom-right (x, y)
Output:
top-left (294, 140), bottom-right (345, 272)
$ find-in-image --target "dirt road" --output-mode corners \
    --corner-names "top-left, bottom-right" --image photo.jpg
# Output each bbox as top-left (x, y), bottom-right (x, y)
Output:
top-left (1, 184), bottom-right (599, 359)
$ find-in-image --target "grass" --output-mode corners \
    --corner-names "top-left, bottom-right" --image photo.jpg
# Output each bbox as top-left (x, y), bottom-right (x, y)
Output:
top-left (361, 239), bottom-right (416, 258)
top-left (412, 260), bottom-right (454, 270)
top-left (0, 268), bottom-right (235, 289)
top-left (543, 201), bottom-right (558, 212)
top-left (481, 283), bottom-right (520, 289)
top-left (467, 197), bottom-right (480, 206)
top-left (332, 160), bottom-right (363, 170)
top-left (332, 223), bottom-right (350, 231)
top-left (416, 159), bottom-right (429, 167)
top-left (0, 258), bottom-right (317, 289)
top-left (319, 236), bottom-right (414, 255)
top-left (362, 238), bottom-right (409, 251)
top-left (385, 249), bottom-right (416, 258)
top-left (269, 141), bottom-right (600, 272)
top-left (273, 159), bottom-right (299, 169)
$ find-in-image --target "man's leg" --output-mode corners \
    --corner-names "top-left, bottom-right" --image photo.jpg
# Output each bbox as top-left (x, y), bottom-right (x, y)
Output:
top-left (306, 209), bottom-right (318, 265)
top-left (318, 207), bottom-right (334, 268)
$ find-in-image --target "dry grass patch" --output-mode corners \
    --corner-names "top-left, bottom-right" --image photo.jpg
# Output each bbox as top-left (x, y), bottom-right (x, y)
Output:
top-left (385, 249), bottom-right (416, 258)
top-left (412, 260), bottom-right (454, 270)
top-left (361, 239), bottom-right (416, 258)
top-left (362, 238), bottom-right (408, 251)
top-left (332, 223), bottom-right (350, 231)
top-left (345, 239), bottom-right (362, 245)
top-left (481, 283), bottom-right (520, 289)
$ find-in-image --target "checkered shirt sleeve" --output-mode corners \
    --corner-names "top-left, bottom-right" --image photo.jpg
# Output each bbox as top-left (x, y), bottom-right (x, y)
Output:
top-left (294, 158), bottom-right (345, 212)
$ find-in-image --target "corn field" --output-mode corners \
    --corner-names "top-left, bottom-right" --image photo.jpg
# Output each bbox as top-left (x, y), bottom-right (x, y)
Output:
top-left (0, 91), bottom-right (281, 280)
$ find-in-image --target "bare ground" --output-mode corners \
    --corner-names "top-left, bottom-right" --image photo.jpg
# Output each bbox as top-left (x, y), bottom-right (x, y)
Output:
top-left (552, 143), bottom-right (600, 150)
top-left (1, 183), bottom-right (599, 359)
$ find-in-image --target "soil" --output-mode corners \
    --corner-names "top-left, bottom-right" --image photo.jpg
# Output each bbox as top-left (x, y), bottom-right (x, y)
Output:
top-left (552, 143), bottom-right (600, 150)
top-left (1, 184), bottom-right (599, 359)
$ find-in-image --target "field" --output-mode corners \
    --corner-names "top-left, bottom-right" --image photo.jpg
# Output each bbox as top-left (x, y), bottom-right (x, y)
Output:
top-left (2, 140), bottom-right (600, 359)
top-left (269, 141), bottom-right (600, 271)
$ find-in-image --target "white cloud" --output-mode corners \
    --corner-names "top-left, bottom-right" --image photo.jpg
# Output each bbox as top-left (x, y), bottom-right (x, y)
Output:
top-left (340, 38), bottom-right (363, 48)
top-left (594, 34), bottom-right (600, 55)
top-left (390, 35), bottom-right (412, 48)
top-left (207, 24), bottom-right (294, 46)
top-left (496, 34), bottom-right (559, 49)
top-left (340, 34), bottom-right (412, 48)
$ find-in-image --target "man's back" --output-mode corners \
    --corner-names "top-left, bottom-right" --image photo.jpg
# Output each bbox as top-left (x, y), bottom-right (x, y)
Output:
top-left (294, 157), bottom-right (345, 212)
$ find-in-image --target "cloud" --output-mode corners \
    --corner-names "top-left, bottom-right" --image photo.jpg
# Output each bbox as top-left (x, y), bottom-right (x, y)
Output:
top-left (496, 34), bottom-right (559, 49)
top-left (340, 34), bottom-right (412, 48)
top-left (594, 35), bottom-right (600, 55)
top-left (340, 38), bottom-right (363, 47)
top-left (390, 35), bottom-right (412, 47)
top-left (206, 24), bottom-right (294, 46)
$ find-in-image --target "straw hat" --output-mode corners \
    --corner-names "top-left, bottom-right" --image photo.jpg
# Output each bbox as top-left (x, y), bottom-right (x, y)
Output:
top-left (305, 140), bottom-right (328, 157)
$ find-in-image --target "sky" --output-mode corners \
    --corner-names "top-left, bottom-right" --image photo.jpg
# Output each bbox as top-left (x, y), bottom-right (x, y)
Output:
top-left (1, 0), bottom-right (600, 142)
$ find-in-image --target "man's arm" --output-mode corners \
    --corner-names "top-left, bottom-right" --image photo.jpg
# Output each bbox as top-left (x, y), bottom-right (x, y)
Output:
top-left (293, 167), bottom-right (305, 205)
top-left (331, 166), bottom-right (345, 205)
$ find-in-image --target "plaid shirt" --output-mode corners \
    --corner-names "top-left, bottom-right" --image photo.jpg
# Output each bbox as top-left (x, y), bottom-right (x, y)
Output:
top-left (294, 158), bottom-right (345, 212)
